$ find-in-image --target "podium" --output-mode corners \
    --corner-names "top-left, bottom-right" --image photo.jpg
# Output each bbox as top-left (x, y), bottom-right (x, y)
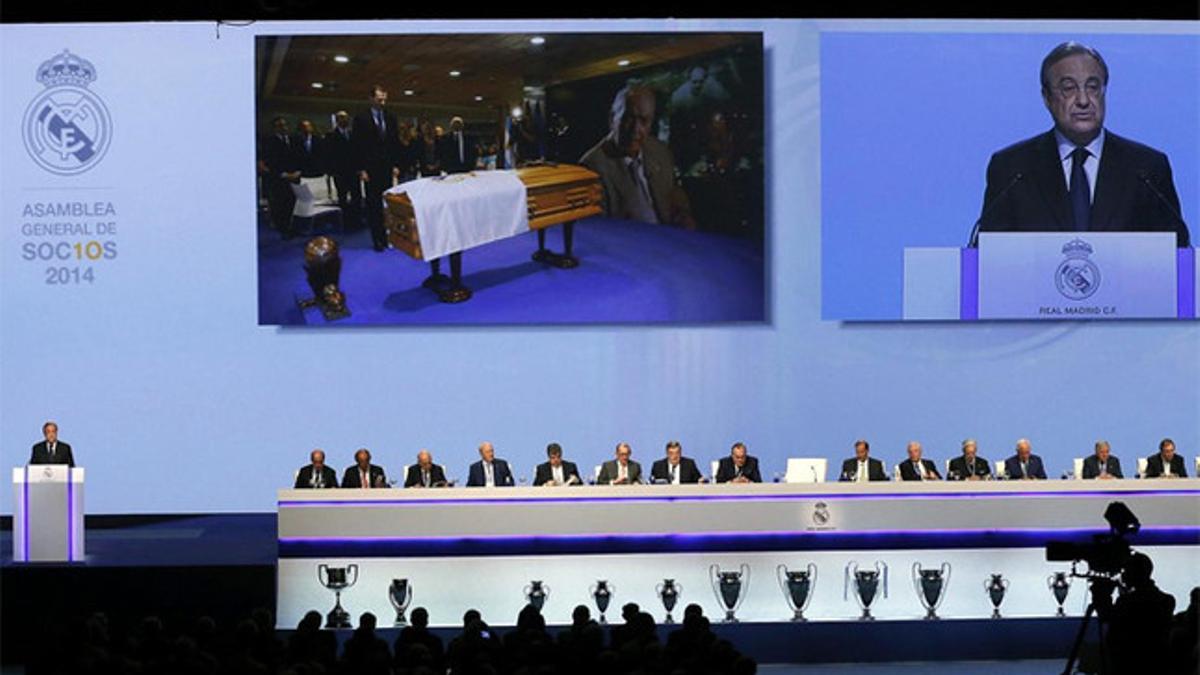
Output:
top-left (904, 233), bottom-right (1197, 320)
top-left (12, 465), bottom-right (85, 562)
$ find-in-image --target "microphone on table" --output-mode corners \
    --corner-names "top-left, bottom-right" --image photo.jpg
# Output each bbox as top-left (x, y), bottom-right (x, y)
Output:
top-left (969, 172), bottom-right (1024, 248)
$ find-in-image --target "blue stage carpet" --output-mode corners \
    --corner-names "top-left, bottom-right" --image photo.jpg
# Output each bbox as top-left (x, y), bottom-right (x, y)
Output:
top-left (256, 216), bottom-right (765, 325)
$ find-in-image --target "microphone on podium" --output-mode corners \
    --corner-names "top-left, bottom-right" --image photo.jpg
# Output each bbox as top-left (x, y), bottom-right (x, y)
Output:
top-left (969, 172), bottom-right (1024, 248)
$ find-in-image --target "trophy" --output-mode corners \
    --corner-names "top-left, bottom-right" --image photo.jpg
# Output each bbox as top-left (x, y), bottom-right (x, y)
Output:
top-left (389, 578), bottom-right (413, 626)
top-left (298, 236), bottom-right (350, 321)
top-left (657, 579), bottom-right (682, 623)
top-left (317, 563), bottom-right (359, 628)
top-left (710, 564), bottom-right (751, 623)
top-left (525, 580), bottom-right (550, 611)
top-left (984, 574), bottom-right (1009, 619)
top-left (844, 561), bottom-right (888, 620)
top-left (912, 562), bottom-right (951, 620)
top-left (776, 563), bottom-right (817, 622)
top-left (1048, 572), bottom-right (1072, 617)
top-left (590, 580), bottom-right (615, 624)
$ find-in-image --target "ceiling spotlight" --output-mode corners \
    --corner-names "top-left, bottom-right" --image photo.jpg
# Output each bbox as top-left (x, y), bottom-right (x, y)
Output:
top-left (474, 95), bottom-right (484, 101)
top-left (511, 106), bottom-right (523, 118)
top-left (310, 82), bottom-right (324, 89)
top-left (333, 55), bottom-right (350, 64)
top-left (617, 59), bottom-right (631, 67)
top-left (404, 89), bottom-right (415, 96)
top-left (449, 70), bottom-right (461, 77)
top-left (530, 36), bottom-right (545, 45)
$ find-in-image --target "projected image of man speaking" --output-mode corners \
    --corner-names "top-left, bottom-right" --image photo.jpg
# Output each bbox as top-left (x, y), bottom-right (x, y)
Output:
top-left (973, 42), bottom-right (1191, 247)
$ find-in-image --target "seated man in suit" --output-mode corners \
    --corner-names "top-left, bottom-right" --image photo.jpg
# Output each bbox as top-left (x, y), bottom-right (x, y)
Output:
top-left (342, 448), bottom-right (387, 488)
top-left (1082, 440), bottom-right (1123, 479)
top-left (1144, 438), bottom-right (1188, 478)
top-left (650, 440), bottom-right (703, 485)
top-left (295, 448), bottom-right (338, 488)
top-left (597, 442), bottom-right (643, 485)
top-left (29, 421), bottom-right (75, 467)
top-left (898, 441), bottom-right (942, 481)
top-left (1004, 438), bottom-right (1048, 480)
top-left (715, 442), bottom-right (762, 483)
top-left (404, 450), bottom-right (449, 488)
top-left (466, 441), bottom-right (514, 487)
top-left (533, 442), bottom-right (581, 486)
top-left (948, 439), bottom-right (993, 480)
top-left (839, 439), bottom-right (887, 482)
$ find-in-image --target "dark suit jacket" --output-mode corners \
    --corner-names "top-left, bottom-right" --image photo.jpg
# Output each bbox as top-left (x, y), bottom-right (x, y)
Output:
top-left (29, 441), bottom-right (74, 468)
top-left (839, 457), bottom-right (887, 482)
top-left (341, 464), bottom-right (387, 488)
top-left (260, 133), bottom-right (298, 177)
top-left (533, 460), bottom-right (581, 486)
top-left (650, 457), bottom-right (703, 484)
top-left (322, 126), bottom-right (357, 176)
top-left (1081, 455), bottom-right (1124, 479)
top-left (1004, 454), bottom-right (1047, 480)
top-left (948, 455), bottom-right (993, 480)
top-left (352, 108), bottom-right (401, 176)
top-left (898, 458), bottom-right (942, 481)
top-left (439, 131), bottom-right (478, 174)
top-left (466, 459), bottom-right (515, 487)
top-left (715, 456), bottom-right (762, 483)
top-left (292, 133), bottom-right (325, 177)
top-left (1144, 454), bottom-right (1188, 478)
top-left (404, 463), bottom-right (449, 488)
top-left (977, 129), bottom-right (1189, 247)
top-left (597, 459), bottom-right (643, 485)
top-left (295, 464), bottom-right (338, 488)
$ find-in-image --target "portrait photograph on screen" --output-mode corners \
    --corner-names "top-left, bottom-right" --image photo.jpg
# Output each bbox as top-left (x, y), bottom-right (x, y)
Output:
top-left (820, 31), bottom-right (1199, 322)
top-left (254, 33), bottom-right (765, 325)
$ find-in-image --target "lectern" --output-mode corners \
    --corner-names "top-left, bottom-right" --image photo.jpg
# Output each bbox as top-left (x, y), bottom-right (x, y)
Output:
top-left (12, 465), bottom-right (85, 562)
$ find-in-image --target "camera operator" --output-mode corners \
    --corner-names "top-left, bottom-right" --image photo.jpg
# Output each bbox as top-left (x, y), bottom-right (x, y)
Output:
top-left (1094, 552), bottom-right (1176, 675)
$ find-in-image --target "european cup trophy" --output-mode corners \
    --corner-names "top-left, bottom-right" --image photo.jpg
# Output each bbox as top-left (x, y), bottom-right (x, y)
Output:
top-left (710, 564), bottom-right (751, 623)
top-left (389, 578), bottom-right (413, 626)
top-left (590, 580), bottom-right (615, 624)
top-left (525, 580), bottom-right (550, 611)
top-left (299, 236), bottom-right (350, 321)
top-left (912, 562), bottom-right (951, 620)
top-left (984, 574), bottom-right (1009, 619)
top-left (776, 563), bottom-right (817, 622)
top-left (317, 563), bottom-right (359, 628)
top-left (657, 579), bottom-right (682, 624)
top-left (844, 561), bottom-right (888, 620)
top-left (1048, 571), bottom-right (1072, 617)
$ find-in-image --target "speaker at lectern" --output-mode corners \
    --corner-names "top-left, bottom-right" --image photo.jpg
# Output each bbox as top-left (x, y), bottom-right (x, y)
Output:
top-left (12, 465), bottom-right (85, 562)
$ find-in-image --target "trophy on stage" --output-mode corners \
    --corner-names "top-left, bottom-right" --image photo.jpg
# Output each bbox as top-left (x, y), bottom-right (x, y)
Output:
top-left (298, 236), bottom-right (350, 321)
top-left (710, 564), bottom-right (751, 623)
top-left (984, 573), bottom-right (1009, 619)
top-left (525, 580), bottom-right (550, 611)
top-left (912, 562), bottom-right (951, 620)
top-left (317, 563), bottom-right (359, 628)
top-left (776, 563), bottom-right (817, 622)
top-left (1048, 572), bottom-right (1072, 617)
top-left (844, 561), bottom-right (888, 620)
top-left (657, 579), bottom-right (682, 624)
top-left (389, 578), bottom-right (413, 626)
top-left (590, 580), bottom-right (615, 624)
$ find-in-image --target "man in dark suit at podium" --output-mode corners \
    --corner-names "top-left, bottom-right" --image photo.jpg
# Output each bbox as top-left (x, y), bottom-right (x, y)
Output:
top-left (29, 421), bottom-right (74, 467)
top-left (715, 442), bottom-right (762, 483)
top-left (342, 448), bottom-right (387, 488)
top-left (466, 442), bottom-right (515, 487)
top-left (898, 441), bottom-right (941, 481)
top-left (295, 449), bottom-right (338, 488)
top-left (404, 450), bottom-right (449, 488)
top-left (1144, 438), bottom-right (1188, 478)
top-left (1004, 439), bottom-right (1047, 480)
top-left (533, 443), bottom-right (581, 486)
top-left (974, 42), bottom-right (1189, 247)
top-left (650, 441), bottom-right (703, 484)
top-left (1081, 440), bottom-right (1123, 479)
top-left (597, 443), bottom-right (643, 485)
top-left (840, 440), bottom-right (887, 482)
top-left (948, 439), bottom-right (993, 481)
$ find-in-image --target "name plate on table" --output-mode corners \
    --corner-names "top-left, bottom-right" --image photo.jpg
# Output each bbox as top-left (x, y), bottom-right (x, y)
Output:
top-left (977, 232), bottom-right (1177, 319)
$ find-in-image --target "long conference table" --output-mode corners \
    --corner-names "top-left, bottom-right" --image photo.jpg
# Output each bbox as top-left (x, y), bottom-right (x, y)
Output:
top-left (276, 481), bottom-right (1200, 627)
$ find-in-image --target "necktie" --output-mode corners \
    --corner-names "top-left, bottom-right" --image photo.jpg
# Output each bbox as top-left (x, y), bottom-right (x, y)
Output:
top-left (618, 463), bottom-right (627, 482)
top-left (1070, 147), bottom-right (1090, 231)
top-left (671, 464), bottom-right (678, 484)
top-left (375, 110), bottom-right (385, 136)
top-left (305, 136), bottom-right (311, 154)
top-left (423, 469), bottom-right (430, 487)
top-left (457, 132), bottom-right (464, 163)
top-left (361, 469), bottom-right (369, 488)
top-left (858, 461), bottom-right (867, 482)
top-left (1021, 461), bottom-right (1028, 478)
top-left (914, 461), bottom-right (923, 481)
top-left (967, 461), bottom-right (975, 476)
top-left (626, 157), bottom-right (659, 224)
top-left (485, 462), bottom-right (494, 486)
top-left (48, 443), bottom-right (54, 460)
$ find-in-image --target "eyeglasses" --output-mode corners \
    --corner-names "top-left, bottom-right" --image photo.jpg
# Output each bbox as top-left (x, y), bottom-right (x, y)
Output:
top-left (1053, 79), bottom-right (1104, 100)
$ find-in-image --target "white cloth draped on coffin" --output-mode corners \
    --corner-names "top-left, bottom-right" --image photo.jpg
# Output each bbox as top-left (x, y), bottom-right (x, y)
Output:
top-left (386, 171), bottom-right (529, 260)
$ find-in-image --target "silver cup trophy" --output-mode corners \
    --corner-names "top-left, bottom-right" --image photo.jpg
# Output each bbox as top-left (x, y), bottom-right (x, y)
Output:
top-left (709, 564), bottom-right (751, 623)
top-left (389, 578), bottom-right (413, 626)
top-left (1048, 571), bottom-right (1072, 617)
top-left (590, 580), bottom-right (615, 624)
top-left (317, 563), bottom-right (359, 628)
top-left (844, 561), bottom-right (888, 620)
top-left (525, 580), bottom-right (550, 611)
top-left (912, 562), bottom-right (951, 620)
top-left (776, 563), bottom-right (817, 622)
top-left (985, 573), bottom-right (1009, 619)
top-left (657, 579), bottom-right (682, 623)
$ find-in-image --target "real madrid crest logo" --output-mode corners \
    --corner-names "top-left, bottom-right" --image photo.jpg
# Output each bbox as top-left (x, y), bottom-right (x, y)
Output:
top-left (22, 50), bottom-right (112, 176)
top-left (812, 501), bottom-right (830, 526)
top-left (1054, 238), bottom-right (1101, 300)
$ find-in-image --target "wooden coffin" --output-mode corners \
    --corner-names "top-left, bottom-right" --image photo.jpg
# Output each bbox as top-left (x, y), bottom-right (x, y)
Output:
top-left (384, 164), bottom-right (603, 260)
